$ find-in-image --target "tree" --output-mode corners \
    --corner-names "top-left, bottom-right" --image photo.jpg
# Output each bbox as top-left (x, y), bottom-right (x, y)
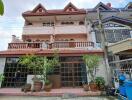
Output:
top-left (0, 0), bottom-right (4, 15)
top-left (83, 55), bottom-right (100, 83)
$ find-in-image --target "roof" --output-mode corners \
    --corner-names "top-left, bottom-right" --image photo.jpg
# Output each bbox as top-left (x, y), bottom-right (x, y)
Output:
top-left (125, 2), bottom-right (132, 9)
top-left (22, 2), bottom-right (132, 17)
top-left (93, 2), bottom-right (112, 10)
top-left (22, 3), bottom-right (86, 17)
top-left (94, 16), bottom-right (132, 27)
top-left (0, 49), bottom-right (103, 57)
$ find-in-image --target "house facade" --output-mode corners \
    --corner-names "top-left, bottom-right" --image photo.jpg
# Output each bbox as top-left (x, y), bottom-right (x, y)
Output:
top-left (0, 2), bottom-right (131, 88)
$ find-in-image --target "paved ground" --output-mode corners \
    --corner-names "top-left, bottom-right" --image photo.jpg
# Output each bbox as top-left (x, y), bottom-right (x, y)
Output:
top-left (0, 88), bottom-right (101, 96)
top-left (0, 96), bottom-right (118, 100)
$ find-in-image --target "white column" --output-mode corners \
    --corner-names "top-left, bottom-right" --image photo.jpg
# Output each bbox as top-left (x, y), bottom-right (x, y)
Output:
top-left (130, 31), bottom-right (132, 38)
top-left (91, 31), bottom-right (96, 44)
top-left (0, 58), bottom-right (6, 87)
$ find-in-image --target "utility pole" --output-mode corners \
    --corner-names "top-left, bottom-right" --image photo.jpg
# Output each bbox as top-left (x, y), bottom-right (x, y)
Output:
top-left (97, 9), bottom-right (111, 85)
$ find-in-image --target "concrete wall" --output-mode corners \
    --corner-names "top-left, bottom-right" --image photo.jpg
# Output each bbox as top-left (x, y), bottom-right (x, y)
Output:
top-left (86, 57), bottom-right (109, 85)
top-left (0, 58), bottom-right (6, 87)
top-left (96, 57), bottom-right (109, 85)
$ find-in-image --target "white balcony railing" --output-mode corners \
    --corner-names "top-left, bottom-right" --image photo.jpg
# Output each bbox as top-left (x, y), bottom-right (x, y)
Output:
top-left (8, 41), bottom-right (94, 49)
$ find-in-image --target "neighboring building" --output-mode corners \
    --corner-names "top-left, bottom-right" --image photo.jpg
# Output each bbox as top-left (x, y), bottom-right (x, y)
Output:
top-left (0, 2), bottom-right (131, 88)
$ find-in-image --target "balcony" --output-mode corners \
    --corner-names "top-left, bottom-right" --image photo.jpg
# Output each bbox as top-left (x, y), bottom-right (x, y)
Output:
top-left (55, 25), bottom-right (86, 34)
top-left (22, 26), bottom-right (54, 35)
top-left (22, 25), bottom-right (87, 35)
top-left (8, 41), bottom-right (94, 49)
top-left (8, 42), bottom-right (43, 49)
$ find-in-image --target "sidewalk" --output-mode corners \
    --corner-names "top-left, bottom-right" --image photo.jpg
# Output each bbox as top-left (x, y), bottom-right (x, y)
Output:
top-left (0, 88), bottom-right (101, 96)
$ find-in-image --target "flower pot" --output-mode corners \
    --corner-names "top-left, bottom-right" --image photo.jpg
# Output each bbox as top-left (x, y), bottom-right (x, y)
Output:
top-left (44, 83), bottom-right (52, 92)
top-left (98, 85), bottom-right (105, 91)
top-left (21, 84), bottom-right (31, 92)
top-left (83, 84), bottom-right (89, 91)
top-left (48, 75), bottom-right (61, 88)
top-left (89, 83), bottom-right (98, 91)
top-left (33, 81), bottom-right (43, 92)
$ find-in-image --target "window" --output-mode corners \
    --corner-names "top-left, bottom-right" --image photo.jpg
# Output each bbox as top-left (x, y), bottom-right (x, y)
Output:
top-left (61, 22), bottom-right (74, 25)
top-left (43, 22), bottom-right (54, 26)
top-left (79, 21), bottom-right (84, 25)
top-left (26, 39), bottom-right (32, 42)
top-left (27, 23), bottom-right (32, 25)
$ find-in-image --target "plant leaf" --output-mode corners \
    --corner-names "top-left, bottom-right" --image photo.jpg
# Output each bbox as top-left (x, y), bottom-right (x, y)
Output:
top-left (0, 0), bottom-right (4, 15)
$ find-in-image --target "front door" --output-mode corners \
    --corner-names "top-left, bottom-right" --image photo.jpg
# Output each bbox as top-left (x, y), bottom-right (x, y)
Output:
top-left (61, 62), bottom-right (87, 87)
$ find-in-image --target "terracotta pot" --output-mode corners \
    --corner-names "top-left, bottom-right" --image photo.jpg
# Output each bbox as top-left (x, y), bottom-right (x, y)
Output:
top-left (98, 85), bottom-right (105, 91)
top-left (89, 83), bottom-right (98, 91)
top-left (83, 84), bottom-right (89, 91)
top-left (21, 84), bottom-right (31, 92)
top-left (44, 83), bottom-right (52, 92)
top-left (48, 75), bottom-right (61, 88)
top-left (33, 81), bottom-right (43, 92)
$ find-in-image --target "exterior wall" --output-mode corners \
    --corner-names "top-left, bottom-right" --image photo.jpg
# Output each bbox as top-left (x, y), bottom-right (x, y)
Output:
top-left (55, 25), bottom-right (86, 34)
top-left (55, 34), bottom-right (87, 41)
top-left (96, 57), bottom-right (109, 85)
top-left (0, 58), bottom-right (6, 87)
top-left (85, 56), bottom-right (108, 85)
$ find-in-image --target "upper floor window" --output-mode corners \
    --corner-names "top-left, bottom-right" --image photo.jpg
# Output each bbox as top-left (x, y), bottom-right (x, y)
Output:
top-left (79, 21), bottom-right (84, 25)
top-left (43, 22), bottom-right (54, 26)
top-left (26, 22), bottom-right (32, 26)
top-left (61, 22), bottom-right (74, 25)
top-left (26, 39), bottom-right (32, 42)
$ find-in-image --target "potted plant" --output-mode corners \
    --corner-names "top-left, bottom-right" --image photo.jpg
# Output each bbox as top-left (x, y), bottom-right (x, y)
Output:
top-left (39, 51), bottom-right (60, 91)
top-left (82, 54), bottom-right (100, 91)
top-left (47, 50), bottom-right (61, 89)
top-left (19, 54), bottom-right (43, 92)
top-left (95, 77), bottom-right (105, 90)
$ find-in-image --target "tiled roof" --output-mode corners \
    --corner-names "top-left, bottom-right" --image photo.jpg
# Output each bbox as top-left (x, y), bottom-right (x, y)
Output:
top-left (94, 16), bottom-right (132, 27)
top-left (0, 49), bottom-right (103, 57)
top-left (22, 3), bottom-right (86, 17)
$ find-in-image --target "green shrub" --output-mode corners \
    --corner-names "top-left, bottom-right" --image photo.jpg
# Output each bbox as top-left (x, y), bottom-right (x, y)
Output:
top-left (95, 77), bottom-right (105, 87)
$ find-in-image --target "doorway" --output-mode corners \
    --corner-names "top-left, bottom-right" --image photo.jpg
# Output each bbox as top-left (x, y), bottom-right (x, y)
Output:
top-left (61, 62), bottom-right (87, 87)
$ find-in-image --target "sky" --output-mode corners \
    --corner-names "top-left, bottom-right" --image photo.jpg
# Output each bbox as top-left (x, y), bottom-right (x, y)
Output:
top-left (0, 0), bottom-right (131, 51)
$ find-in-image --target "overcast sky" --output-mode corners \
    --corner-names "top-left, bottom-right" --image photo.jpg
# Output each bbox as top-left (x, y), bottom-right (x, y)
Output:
top-left (0, 0), bottom-right (131, 50)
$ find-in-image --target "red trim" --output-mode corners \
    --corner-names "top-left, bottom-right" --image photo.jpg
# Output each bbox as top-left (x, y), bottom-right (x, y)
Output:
top-left (22, 11), bottom-right (86, 17)
top-left (0, 49), bottom-right (104, 57)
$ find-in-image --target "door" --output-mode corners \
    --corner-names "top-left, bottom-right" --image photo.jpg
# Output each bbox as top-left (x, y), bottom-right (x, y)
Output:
top-left (61, 62), bottom-right (87, 87)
